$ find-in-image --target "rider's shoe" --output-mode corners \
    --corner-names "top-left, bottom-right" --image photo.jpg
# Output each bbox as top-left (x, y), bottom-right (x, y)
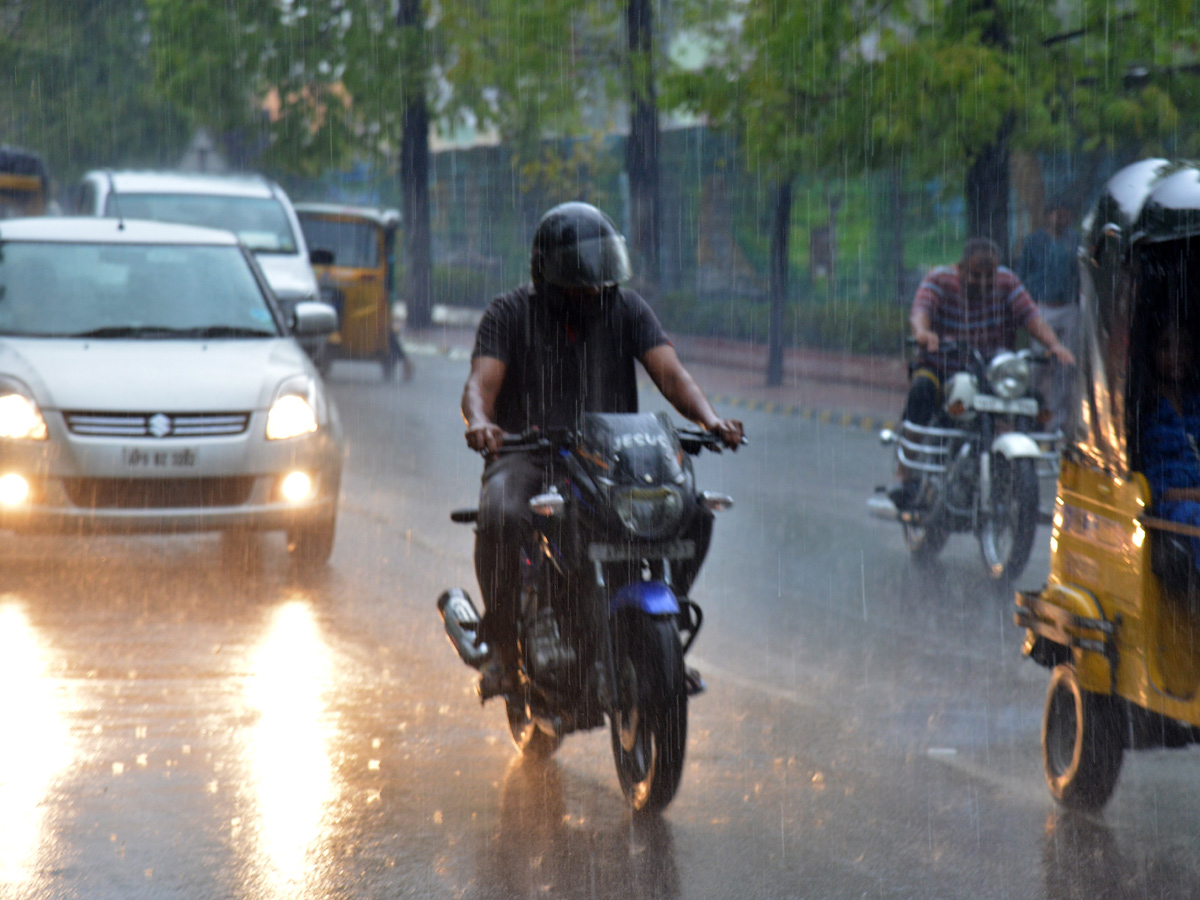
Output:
top-left (685, 666), bottom-right (706, 696)
top-left (887, 478), bottom-right (918, 511)
top-left (477, 645), bottom-right (519, 701)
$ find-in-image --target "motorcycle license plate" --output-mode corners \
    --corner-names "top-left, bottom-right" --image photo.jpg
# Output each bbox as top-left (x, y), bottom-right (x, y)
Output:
top-left (972, 394), bottom-right (1038, 415)
top-left (588, 540), bottom-right (695, 562)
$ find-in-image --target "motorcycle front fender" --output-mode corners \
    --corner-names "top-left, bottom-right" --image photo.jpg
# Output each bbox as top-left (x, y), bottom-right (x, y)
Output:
top-left (610, 580), bottom-right (680, 616)
top-left (992, 432), bottom-right (1042, 460)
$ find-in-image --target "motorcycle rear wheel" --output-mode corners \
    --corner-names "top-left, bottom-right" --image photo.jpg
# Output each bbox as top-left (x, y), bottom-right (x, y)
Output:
top-left (505, 694), bottom-right (560, 758)
top-left (979, 456), bottom-right (1038, 581)
top-left (610, 612), bottom-right (688, 814)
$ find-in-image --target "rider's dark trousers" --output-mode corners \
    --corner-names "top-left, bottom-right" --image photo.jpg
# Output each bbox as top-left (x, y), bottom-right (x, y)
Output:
top-left (475, 452), bottom-right (545, 649)
top-left (474, 452), bottom-right (714, 650)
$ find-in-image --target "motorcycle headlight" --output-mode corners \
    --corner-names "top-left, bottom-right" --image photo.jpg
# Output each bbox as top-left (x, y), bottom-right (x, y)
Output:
top-left (987, 351), bottom-right (1030, 399)
top-left (266, 376), bottom-right (320, 440)
top-left (0, 392), bottom-right (47, 441)
top-left (613, 486), bottom-right (684, 539)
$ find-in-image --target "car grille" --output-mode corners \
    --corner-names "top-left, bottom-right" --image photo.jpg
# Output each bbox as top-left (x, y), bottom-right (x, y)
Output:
top-left (64, 411), bottom-right (251, 438)
top-left (63, 477), bottom-right (255, 509)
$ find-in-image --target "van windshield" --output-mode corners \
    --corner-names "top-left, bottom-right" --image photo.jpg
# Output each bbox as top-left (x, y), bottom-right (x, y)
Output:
top-left (106, 194), bottom-right (299, 254)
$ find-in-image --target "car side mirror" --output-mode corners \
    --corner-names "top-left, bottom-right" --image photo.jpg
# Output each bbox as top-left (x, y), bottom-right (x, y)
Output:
top-left (292, 300), bottom-right (338, 336)
top-left (309, 248), bottom-right (335, 266)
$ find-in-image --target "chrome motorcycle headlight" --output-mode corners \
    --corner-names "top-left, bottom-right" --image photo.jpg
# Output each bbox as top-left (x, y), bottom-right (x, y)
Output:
top-left (986, 351), bottom-right (1030, 399)
top-left (613, 485), bottom-right (684, 539)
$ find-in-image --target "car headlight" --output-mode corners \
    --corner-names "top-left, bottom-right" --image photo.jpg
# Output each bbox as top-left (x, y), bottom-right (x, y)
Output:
top-left (0, 393), bottom-right (47, 440)
top-left (266, 376), bottom-right (321, 440)
top-left (613, 486), bottom-right (684, 539)
top-left (986, 351), bottom-right (1030, 399)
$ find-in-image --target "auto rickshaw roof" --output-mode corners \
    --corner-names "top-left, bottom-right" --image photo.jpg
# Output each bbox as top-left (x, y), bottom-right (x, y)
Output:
top-left (1073, 158), bottom-right (1200, 477)
top-left (293, 202), bottom-right (401, 228)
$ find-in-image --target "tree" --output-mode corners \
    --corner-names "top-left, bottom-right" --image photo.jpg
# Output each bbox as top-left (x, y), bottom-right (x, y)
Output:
top-left (626, 0), bottom-right (661, 289)
top-left (0, 0), bottom-right (189, 182)
top-left (668, 0), bottom-right (877, 385)
top-left (858, 0), bottom-right (1200, 257)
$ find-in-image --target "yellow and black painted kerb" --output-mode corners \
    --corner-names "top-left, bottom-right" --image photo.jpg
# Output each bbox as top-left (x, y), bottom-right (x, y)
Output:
top-left (706, 393), bottom-right (898, 433)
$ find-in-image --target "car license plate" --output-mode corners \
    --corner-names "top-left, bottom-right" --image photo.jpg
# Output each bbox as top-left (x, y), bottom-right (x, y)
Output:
top-left (122, 446), bottom-right (199, 469)
top-left (972, 394), bottom-right (1038, 415)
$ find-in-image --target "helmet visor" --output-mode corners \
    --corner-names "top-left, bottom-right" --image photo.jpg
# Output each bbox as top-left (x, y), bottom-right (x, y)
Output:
top-left (540, 234), bottom-right (632, 289)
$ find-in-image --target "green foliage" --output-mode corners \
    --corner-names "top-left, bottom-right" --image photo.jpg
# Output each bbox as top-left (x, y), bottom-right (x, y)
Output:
top-left (0, 0), bottom-right (189, 181)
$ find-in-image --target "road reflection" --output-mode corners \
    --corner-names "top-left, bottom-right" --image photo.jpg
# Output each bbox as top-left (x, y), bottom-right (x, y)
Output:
top-left (485, 756), bottom-right (680, 900)
top-left (245, 597), bottom-right (337, 895)
top-left (0, 599), bottom-right (70, 889)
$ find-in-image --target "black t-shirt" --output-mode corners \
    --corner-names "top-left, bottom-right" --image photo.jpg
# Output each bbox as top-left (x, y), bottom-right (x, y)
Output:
top-left (472, 282), bottom-right (670, 434)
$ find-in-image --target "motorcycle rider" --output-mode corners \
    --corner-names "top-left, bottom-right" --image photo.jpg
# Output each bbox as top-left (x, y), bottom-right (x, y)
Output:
top-left (889, 236), bottom-right (1076, 509)
top-left (462, 201), bottom-right (744, 696)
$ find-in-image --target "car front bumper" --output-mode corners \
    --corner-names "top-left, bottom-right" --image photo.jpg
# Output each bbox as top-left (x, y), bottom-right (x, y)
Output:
top-left (0, 413), bottom-right (342, 535)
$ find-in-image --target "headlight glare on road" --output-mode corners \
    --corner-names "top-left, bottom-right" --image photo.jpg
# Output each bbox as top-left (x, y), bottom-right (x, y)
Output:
top-left (0, 393), bottom-right (47, 440)
top-left (267, 395), bottom-right (318, 440)
top-left (280, 471), bottom-right (314, 503)
top-left (0, 473), bottom-right (30, 506)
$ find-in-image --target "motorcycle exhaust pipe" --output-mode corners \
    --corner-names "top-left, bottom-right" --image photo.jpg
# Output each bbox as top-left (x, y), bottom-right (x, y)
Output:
top-left (437, 588), bottom-right (490, 669)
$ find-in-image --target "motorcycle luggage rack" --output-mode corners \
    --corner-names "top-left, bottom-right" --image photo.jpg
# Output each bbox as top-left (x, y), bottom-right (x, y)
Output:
top-left (894, 419), bottom-right (970, 474)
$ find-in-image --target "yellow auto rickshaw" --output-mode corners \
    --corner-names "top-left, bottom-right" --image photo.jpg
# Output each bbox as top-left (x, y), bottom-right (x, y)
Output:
top-left (294, 203), bottom-right (410, 380)
top-left (1016, 158), bottom-right (1200, 810)
top-left (0, 146), bottom-right (50, 218)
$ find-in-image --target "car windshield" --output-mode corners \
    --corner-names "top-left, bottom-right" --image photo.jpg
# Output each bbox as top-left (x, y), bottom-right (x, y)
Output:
top-left (0, 241), bottom-right (281, 338)
top-left (297, 216), bottom-right (380, 268)
top-left (105, 193), bottom-right (299, 254)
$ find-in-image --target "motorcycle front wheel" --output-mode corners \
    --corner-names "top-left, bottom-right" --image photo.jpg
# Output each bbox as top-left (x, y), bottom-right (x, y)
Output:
top-left (979, 455), bottom-right (1039, 581)
top-left (610, 612), bottom-right (688, 814)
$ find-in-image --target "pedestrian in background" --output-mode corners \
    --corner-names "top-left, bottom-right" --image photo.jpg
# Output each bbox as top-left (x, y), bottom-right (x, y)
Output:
top-left (1016, 201), bottom-right (1081, 432)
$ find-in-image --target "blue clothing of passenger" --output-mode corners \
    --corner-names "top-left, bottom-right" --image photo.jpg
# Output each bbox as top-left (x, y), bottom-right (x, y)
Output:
top-left (1142, 393), bottom-right (1200, 570)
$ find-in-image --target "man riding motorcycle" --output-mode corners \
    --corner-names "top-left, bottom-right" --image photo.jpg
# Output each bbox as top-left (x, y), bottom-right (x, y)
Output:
top-left (461, 201), bottom-right (743, 697)
top-left (890, 237), bottom-right (1076, 509)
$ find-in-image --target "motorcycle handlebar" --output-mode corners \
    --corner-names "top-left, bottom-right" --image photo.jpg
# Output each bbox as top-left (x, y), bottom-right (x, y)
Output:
top-left (478, 425), bottom-right (742, 458)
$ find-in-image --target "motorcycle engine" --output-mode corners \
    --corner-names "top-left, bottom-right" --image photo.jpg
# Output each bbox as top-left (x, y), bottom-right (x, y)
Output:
top-left (944, 447), bottom-right (977, 515)
top-left (523, 607), bottom-right (578, 688)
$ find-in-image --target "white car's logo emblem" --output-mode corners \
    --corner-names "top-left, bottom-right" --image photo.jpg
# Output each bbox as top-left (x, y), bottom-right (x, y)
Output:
top-left (148, 414), bottom-right (173, 438)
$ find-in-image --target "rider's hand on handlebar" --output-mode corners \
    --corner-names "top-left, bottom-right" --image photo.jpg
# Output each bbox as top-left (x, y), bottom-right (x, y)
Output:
top-left (1051, 343), bottom-right (1076, 367)
top-left (914, 329), bottom-right (939, 354)
top-left (465, 421), bottom-right (506, 456)
top-left (710, 417), bottom-right (745, 451)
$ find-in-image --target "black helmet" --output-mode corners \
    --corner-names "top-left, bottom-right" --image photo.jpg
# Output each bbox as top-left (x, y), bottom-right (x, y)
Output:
top-left (531, 202), bottom-right (632, 290)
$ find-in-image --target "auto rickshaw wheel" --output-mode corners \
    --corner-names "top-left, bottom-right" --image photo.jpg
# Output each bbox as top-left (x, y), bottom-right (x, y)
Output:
top-left (1042, 663), bottom-right (1125, 811)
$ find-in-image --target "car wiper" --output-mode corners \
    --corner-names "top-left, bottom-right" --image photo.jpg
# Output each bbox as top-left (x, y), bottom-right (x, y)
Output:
top-left (70, 325), bottom-right (171, 338)
top-left (177, 325), bottom-right (277, 338)
top-left (69, 325), bottom-right (276, 339)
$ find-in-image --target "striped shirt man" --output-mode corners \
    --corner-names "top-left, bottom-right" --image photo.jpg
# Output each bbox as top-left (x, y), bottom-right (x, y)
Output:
top-left (911, 263), bottom-right (1038, 362)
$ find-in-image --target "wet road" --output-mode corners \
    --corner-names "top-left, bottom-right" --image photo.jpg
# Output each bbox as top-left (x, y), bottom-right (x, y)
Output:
top-left (3, 353), bottom-right (1200, 899)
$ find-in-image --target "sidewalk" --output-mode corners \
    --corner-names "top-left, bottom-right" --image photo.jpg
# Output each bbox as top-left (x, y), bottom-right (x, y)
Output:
top-left (403, 305), bottom-right (907, 431)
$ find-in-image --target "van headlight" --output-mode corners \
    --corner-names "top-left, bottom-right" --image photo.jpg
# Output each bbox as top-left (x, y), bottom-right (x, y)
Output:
top-left (267, 376), bottom-right (320, 440)
top-left (987, 351), bottom-right (1030, 399)
top-left (0, 392), bottom-right (47, 441)
top-left (613, 486), bottom-right (683, 539)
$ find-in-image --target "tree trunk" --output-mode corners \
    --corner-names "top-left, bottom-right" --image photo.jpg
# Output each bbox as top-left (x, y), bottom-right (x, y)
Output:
top-left (766, 179), bottom-right (793, 387)
top-left (964, 0), bottom-right (1012, 261)
top-left (398, 0), bottom-right (433, 330)
top-left (964, 119), bottom-right (1013, 262)
top-left (626, 0), bottom-right (660, 291)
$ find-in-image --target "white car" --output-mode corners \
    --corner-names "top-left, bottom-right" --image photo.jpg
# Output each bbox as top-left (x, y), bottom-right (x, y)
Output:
top-left (73, 170), bottom-right (329, 366)
top-left (0, 216), bottom-right (343, 565)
